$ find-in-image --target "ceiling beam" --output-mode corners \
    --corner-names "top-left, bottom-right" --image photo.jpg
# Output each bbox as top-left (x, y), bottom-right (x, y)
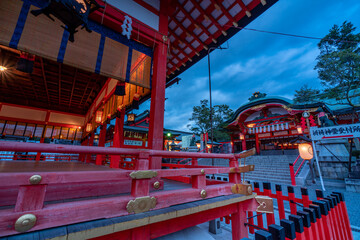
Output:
top-left (59, 63), bottom-right (62, 105)
top-left (69, 68), bottom-right (78, 107)
top-left (40, 57), bottom-right (51, 106)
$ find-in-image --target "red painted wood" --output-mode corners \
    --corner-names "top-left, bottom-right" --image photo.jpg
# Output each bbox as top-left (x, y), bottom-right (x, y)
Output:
top-left (15, 185), bottom-right (46, 212)
top-left (231, 201), bottom-right (249, 240)
top-left (276, 188), bottom-right (286, 220)
top-left (242, 139), bottom-right (247, 151)
top-left (132, 225), bottom-right (150, 240)
top-left (150, 203), bottom-right (238, 239)
top-left (86, 133), bottom-right (95, 163)
top-left (191, 175), bottom-right (205, 189)
top-left (110, 116), bottom-right (124, 168)
top-left (0, 181), bottom-right (133, 207)
top-left (148, 0), bottom-right (168, 169)
top-left (0, 141), bottom-right (250, 160)
top-left (35, 138), bottom-right (45, 161)
top-left (131, 155), bottom-right (149, 197)
top-left (95, 123), bottom-right (107, 165)
top-left (255, 134), bottom-right (260, 154)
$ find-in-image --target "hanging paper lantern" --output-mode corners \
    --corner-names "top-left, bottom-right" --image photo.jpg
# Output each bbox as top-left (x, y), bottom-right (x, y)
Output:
top-left (297, 125), bottom-right (303, 134)
top-left (115, 82), bottom-right (126, 96)
top-left (86, 123), bottom-right (92, 132)
top-left (95, 110), bottom-right (103, 123)
top-left (133, 93), bottom-right (140, 109)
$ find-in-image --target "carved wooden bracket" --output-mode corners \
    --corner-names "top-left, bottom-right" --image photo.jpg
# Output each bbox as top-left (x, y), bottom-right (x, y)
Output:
top-left (126, 196), bottom-right (157, 214)
top-left (255, 196), bottom-right (274, 213)
top-left (231, 183), bottom-right (253, 195)
top-left (129, 170), bottom-right (157, 179)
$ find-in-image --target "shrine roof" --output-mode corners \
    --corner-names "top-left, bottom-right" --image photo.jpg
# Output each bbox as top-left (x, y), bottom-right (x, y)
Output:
top-left (164, 0), bottom-right (279, 81)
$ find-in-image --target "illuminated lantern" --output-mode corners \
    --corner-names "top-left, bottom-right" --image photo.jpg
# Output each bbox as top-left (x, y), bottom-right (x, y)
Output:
top-left (240, 133), bottom-right (245, 140)
top-left (86, 123), bottom-right (92, 132)
top-left (297, 126), bottom-right (303, 134)
top-left (127, 113), bottom-right (136, 124)
top-left (298, 143), bottom-right (313, 160)
top-left (95, 110), bottom-right (103, 123)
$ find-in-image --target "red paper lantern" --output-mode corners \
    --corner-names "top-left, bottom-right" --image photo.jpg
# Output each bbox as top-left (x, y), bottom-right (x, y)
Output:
top-left (95, 111), bottom-right (103, 123)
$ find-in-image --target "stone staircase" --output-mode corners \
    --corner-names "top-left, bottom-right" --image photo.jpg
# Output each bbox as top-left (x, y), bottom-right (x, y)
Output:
top-left (199, 155), bottom-right (302, 185)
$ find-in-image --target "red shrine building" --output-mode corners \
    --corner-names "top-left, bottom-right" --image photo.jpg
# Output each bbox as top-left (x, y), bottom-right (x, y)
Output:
top-left (226, 92), bottom-right (359, 155)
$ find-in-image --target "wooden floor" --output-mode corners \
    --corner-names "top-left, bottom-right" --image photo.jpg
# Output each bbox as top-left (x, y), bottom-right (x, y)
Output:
top-left (0, 160), bottom-right (114, 172)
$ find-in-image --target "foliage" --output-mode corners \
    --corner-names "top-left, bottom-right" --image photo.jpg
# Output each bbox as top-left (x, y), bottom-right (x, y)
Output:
top-left (293, 84), bottom-right (320, 104)
top-left (351, 150), bottom-right (360, 158)
top-left (187, 100), bottom-right (233, 142)
top-left (314, 21), bottom-right (360, 107)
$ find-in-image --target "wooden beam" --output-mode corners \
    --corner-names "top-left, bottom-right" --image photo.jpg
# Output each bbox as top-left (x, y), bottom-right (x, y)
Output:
top-left (40, 57), bottom-right (51, 106)
top-left (59, 63), bottom-right (61, 105)
top-left (69, 68), bottom-right (78, 107)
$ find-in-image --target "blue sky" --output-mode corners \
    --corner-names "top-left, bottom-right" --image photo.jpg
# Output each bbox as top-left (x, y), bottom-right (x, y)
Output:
top-left (137, 0), bottom-right (360, 132)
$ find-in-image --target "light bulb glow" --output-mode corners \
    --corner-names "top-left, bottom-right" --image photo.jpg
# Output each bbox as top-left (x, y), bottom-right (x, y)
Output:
top-left (0, 66), bottom-right (7, 71)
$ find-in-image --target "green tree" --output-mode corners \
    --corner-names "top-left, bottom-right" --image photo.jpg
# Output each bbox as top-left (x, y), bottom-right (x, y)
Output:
top-left (314, 21), bottom-right (360, 174)
top-left (314, 21), bottom-right (360, 107)
top-left (293, 84), bottom-right (320, 104)
top-left (187, 100), bottom-right (233, 142)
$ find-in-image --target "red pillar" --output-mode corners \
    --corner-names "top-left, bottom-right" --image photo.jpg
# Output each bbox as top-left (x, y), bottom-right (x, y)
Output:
top-left (110, 110), bottom-right (125, 168)
top-left (35, 138), bottom-right (45, 161)
top-left (79, 137), bottom-right (88, 162)
top-left (231, 201), bottom-right (249, 239)
top-left (86, 132), bottom-right (94, 163)
top-left (147, 1), bottom-right (168, 170)
top-left (242, 139), bottom-right (247, 151)
top-left (230, 135), bottom-right (235, 153)
top-left (255, 133), bottom-right (260, 154)
top-left (95, 123), bottom-right (107, 165)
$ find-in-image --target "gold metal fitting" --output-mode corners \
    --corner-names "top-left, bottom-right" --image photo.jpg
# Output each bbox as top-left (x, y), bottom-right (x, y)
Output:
top-left (126, 196), bottom-right (157, 214)
top-left (162, 35), bottom-right (168, 42)
top-left (29, 175), bottom-right (42, 185)
top-left (129, 170), bottom-right (157, 179)
top-left (15, 214), bottom-right (37, 232)
top-left (153, 181), bottom-right (160, 189)
top-left (200, 169), bottom-right (205, 175)
top-left (200, 189), bottom-right (207, 199)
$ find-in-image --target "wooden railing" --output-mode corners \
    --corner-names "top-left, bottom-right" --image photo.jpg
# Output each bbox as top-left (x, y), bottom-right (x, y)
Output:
top-left (0, 142), bottom-right (257, 237)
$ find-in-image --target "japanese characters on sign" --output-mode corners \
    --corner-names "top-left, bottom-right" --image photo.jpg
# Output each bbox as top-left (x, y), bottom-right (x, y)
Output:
top-left (310, 123), bottom-right (360, 141)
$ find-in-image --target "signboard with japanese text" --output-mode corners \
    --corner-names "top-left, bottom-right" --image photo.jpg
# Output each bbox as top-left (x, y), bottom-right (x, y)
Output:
top-left (124, 139), bottom-right (143, 146)
top-left (310, 123), bottom-right (360, 141)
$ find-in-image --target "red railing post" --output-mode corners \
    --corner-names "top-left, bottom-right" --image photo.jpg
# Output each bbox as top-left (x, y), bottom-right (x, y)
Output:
top-left (191, 157), bottom-right (198, 166)
top-left (275, 184), bottom-right (286, 220)
top-left (131, 152), bottom-right (150, 197)
top-left (333, 192), bottom-right (353, 240)
top-left (253, 182), bottom-right (264, 230)
top-left (263, 182), bottom-right (275, 227)
top-left (289, 163), bottom-right (296, 186)
top-left (287, 186), bottom-right (297, 215)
